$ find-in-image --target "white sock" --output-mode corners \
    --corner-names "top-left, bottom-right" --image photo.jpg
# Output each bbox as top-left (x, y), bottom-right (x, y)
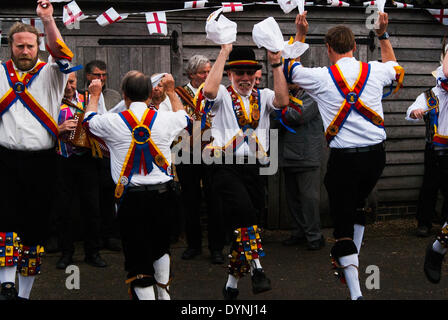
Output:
top-left (433, 240), bottom-right (448, 255)
top-left (434, 222), bottom-right (448, 255)
top-left (339, 254), bottom-right (362, 300)
top-left (226, 274), bottom-right (239, 289)
top-left (353, 224), bottom-right (365, 254)
top-left (18, 274), bottom-right (35, 299)
top-left (133, 286), bottom-right (155, 300)
top-left (0, 266), bottom-right (17, 284)
top-left (153, 254), bottom-right (170, 300)
top-left (250, 259), bottom-right (262, 275)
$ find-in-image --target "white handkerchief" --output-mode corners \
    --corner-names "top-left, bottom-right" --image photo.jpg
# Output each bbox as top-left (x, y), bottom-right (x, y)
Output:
top-left (376, 0), bottom-right (385, 12)
top-left (297, 0), bottom-right (305, 13)
top-left (282, 41), bottom-right (309, 59)
top-left (205, 8), bottom-right (237, 44)
top-left (252, 17), bottom-right (284, 52)
top-left (151, 73), bottom-right (167, 87)
top-left (277, 0), bottom-right (298, 13)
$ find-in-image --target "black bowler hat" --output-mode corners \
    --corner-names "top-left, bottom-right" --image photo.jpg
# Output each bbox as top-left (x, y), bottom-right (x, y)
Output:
top-left (224, 46), bottom-right (263, 71)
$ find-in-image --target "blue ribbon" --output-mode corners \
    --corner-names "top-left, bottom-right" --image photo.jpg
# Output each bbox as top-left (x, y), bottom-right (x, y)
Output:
top-left (56, 60), bottom-right (83, 74)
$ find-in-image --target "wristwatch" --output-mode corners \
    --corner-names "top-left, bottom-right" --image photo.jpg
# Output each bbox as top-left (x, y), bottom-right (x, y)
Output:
top-left (378, 32), bottom-right (390, 40)
top-left (271, 62), bottom-right (282, 68)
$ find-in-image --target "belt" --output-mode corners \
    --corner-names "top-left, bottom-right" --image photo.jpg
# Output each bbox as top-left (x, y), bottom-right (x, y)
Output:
top-left (127, 182), bottom-right (170, 193)
top-left (331, 142), bottom-right (385, 154)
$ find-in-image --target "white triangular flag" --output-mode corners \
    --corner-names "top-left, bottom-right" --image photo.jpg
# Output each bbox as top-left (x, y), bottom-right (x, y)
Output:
top-left (146, 12), bottom-right (168, 36)
top-left (393, 1), bottom-right (413, 8)
top-left (328, 0), bottom-right (349, 7)
top-left (184, 1), bottom-right (208, 8)
top-left (222, 2), bottom-right (244, 13)
top-left (363, 1), bottom-right (376, 6)
top-left (22, 18), bottom-right (46, 51)
top-left (96, 7), bottom-right (126, 27)
top-left (63, 1), bottom-right (87, 27)
top-left (278, 0), bottom-right (298, 13)
top-left (376, 0), bottom-right (385, 12)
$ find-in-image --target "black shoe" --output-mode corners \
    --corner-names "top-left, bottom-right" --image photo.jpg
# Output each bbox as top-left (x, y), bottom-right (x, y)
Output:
top-left (251, 269), bottom-right (271, 294)
top-left (210, 250), bottom-right (224, 264)
top-left (56, 254), bottom-right (73, 270)
top-left (307, 235), bottom-right (326, 251)
top-left (424, 243), bottom-right (444, 284)
top-left (416, 226), bottom-right (431, 238)
top-left (281, 236), bottom-right (306, 246)
top-left (222, 285), bottom-right (239, 300)
top-left (84, 253), bottom-right (107, 268)
top-left (181, 248), bottom-right (202, 260)
top-left (0, 282), bottom-right (18, 300)
top-left (103, 238), bottom-right (122, 252)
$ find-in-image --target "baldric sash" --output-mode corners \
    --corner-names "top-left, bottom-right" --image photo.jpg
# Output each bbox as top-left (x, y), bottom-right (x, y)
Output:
top-left (325, 61), bottom-right (384, 144)
top-left (0, 60), bottom-right (58, 139)
top-left (114, 108), bottom-right (171, 201)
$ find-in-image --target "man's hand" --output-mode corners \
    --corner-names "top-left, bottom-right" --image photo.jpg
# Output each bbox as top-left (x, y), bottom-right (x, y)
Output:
top-left (88, 79), bottom-right (102, 97)
top-left (295, 11), bottom-right (309, 42)
top-left (375, 12), bottom-right (389, 36)
top-left (221, 43), bottom-right (233, 56)
top-left (410, 108), bottom-right (425, 120)
top-left (161, 74), bottom-right (176, 94)
top-left (59, 119), bottom-right (78, 134)
top-left (267, 50), bottom-right (282, 65)
top-left (37, 0), bottom-right (53, 21)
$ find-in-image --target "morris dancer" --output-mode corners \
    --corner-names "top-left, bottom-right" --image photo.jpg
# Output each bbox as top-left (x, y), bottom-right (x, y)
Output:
top-left (0, 0), bottom-right (73, 300)
top-left (83, 71), bottom-right (188, 300)
top-left (202, 45), bottom-right (288, 300)
top-left (289, 12), bottom-right (403, 299)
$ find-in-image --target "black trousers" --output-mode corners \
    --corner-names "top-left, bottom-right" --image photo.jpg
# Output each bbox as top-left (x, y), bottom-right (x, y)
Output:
top-left (436, 153), bottom-right (448, 226)
top-left (324, 147), bottom-right (386, 240)
top-left (53, 153), bottom-right (102, 256)
top-left (117, 187), bottom-right (172, 282)
top-left (176, 163), bottom-right (225, 251)
top-left (416, 143), bottom-right (448, 228)
top-left (0, 146), bottom-right (56, 246)
top-left (98, 158), bottom-right (120, 240)
top-left (209, 163), bottom-right (263, 234)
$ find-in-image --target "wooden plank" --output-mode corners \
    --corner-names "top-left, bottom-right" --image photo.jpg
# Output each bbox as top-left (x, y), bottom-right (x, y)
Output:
top-left (384, 114), bottom-right (424, 126)
top-left (383, 100), bottom-right (420, 113)
top-left (389, 36), bottom-right (444, 49)
top-left (384, 87), bottom-right (433, 101)
top-left (385, 126), bottom-right (426, 138)
top-left (381, 164), bottom-right (424, 177)
top-left (377, 189), bottom-right (420, 202)
top-left (394, 49), bottom-right (441, 62)
top-left (398, 61), bottom-right (441, 75)
top-left (107, 47), bottom-right (121, 92)
top-left (377, 176), bottom-right (423, 190)
top-left (129, 47), bottom-right (143, 72)
top-left (386, 151), bottom-right (424, 164)
top-left (385, 138), bottom-right (426, 151)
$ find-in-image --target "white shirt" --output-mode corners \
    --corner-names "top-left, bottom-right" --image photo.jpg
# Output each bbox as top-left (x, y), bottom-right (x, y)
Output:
top-left (85, 102), bottom-right (188, 186)
top-left (207, 85), bottom-right (276, 157)
top-left (291, 57), bottom-right (399, 148)
top-left (0, 57), bottom-right (69, 151)
top-left (406, 66), bottom-right (448, 135)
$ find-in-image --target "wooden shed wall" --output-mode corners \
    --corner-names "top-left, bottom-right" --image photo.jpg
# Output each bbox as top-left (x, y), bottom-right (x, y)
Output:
top-left (1, 4), bottom-right (447, 228)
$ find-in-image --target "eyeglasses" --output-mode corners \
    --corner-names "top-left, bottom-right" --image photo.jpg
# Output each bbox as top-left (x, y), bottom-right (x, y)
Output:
top-left (233, 70), bottom-right (256, 76)
top-left (89, 73), bottom-right (108, 78)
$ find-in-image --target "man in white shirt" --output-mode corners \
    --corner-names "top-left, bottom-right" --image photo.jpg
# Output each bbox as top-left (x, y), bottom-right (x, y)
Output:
top-left (290, 12), bottom-right (402, 300)
top-left (83, 71), bottom-right (188, 300)
top-left (0, 0), bottom-right (71, 300)
top-left (203, 44), bottom-right (289, 300)
top-left (408, 54), bottom-right (448, 285)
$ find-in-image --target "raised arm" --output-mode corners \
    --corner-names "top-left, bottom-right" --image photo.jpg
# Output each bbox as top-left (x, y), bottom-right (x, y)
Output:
top-left (294, 11), bottom-right (308, 44)
top-left (37, 0), bottom-right (70, 58)
top-left (268, 50), bottom-right (290, 108)
top-left (443, 50), bottom-right (448, 78)
top-left (203, 43), bottom-right (233, 100)
top-left (162, 74), bottom-right (185, 112)
top-left (375, 12), bottom-right (397, 63)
